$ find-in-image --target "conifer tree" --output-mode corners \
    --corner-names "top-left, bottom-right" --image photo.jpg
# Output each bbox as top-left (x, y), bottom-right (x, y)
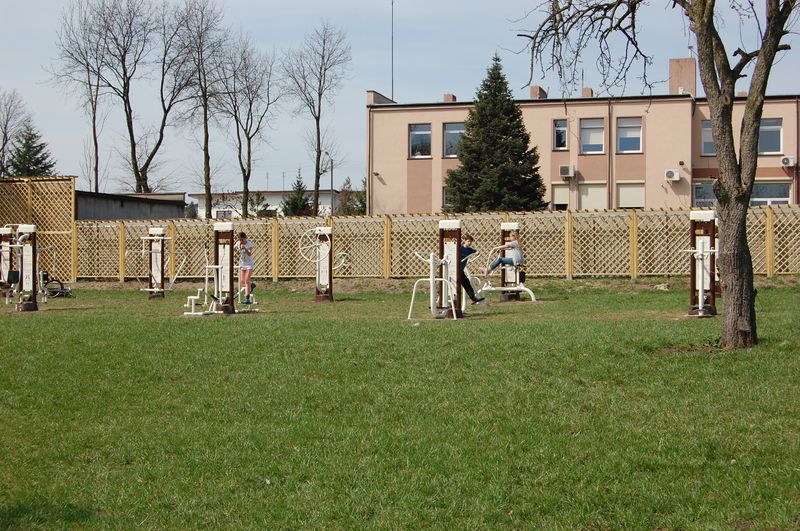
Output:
top-left (445, 55), bottom-right (545, 212)
top-left (8, 122), bottom-right (57, 177)
top-left (335, 176), bottom-right (366, 215)
top-left (280, 170), bottom-right (313, 216)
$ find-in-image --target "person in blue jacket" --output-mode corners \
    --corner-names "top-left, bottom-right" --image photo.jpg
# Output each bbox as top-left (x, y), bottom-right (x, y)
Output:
top-left (460, 234), bottom-right (484, 304)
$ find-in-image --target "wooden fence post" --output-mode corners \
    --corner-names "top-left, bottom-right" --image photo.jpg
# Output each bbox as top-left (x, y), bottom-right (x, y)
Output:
top-left (383, 215), bottom-right (392, 279)
top-left (565, 211), bottom-right (574, 280)
top-left (271, 218), bottom-right (279, 282)
top-left (118, 221), bottom-right (126, 282)
top-left (167, 220), bottom-right (176, 279)
top-left (630, 210), bottom-right (638, 279)
top-left (766, 206), bottom-right (776, 277)
top-left (71, 220), bottom-right (78, 283)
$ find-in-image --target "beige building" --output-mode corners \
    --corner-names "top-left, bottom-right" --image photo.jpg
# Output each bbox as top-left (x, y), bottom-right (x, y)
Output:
top-left (365, 58), bottom-right (799, 215)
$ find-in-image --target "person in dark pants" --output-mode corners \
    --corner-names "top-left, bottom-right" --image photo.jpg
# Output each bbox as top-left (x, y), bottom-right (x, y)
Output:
top-left (460, 234), bottom-right (484, 304)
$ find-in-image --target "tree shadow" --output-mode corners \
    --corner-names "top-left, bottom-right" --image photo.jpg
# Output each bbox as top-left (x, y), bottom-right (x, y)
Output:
top-left (0, 498), bottom-right (95, 528)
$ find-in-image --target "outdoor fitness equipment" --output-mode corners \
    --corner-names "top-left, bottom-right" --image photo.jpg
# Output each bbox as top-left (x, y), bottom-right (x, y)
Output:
top-left (141, 227), bottom-right (169, 298)
top-left (477, 222), bottom-right (535, 302)
top-left (14, 224), bottom-right (38, 312)
top-left (407, 220), bottom-right (463, 320)
top-left (0, 227), bottom-right (12, 288)
top-left (682, 210), bottom-right (718, 317)
top-left (184, 222), bottom-right (237, 316)
top-left (298, 227), bottom-right (349, 302)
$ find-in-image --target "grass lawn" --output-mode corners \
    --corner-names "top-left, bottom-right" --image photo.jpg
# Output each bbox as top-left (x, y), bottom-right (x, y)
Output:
top-left (1, 278), bottom-right (799, 528)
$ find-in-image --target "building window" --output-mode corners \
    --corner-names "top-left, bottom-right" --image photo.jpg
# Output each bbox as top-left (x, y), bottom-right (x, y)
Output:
top-left (617, 117), bottom-right (642, 153)
top-left (751, 182), bottom-right (791, 205)
top-left (551, 184), bottom-right (569, 210)
top-left (579, 184), bottom-right (607, 210)
top-left (443, 123), bottom-right (464, 157)
top-left (617, 183), bottom-right (645, 209)
top-left (758, 118), bottom-right (782, 154)
top-left (442, 187), bottom-right (452, 209)
top-left (554, 119), bottom-right (568, 150)
top-left (580, 118), bottom-right (604, 154)
top-left (701, 121), bottom-right (715, 156)
top-left (694, 181), bottom-right (791, 207)
top-left (409, 124), bottom-right (431, 158)
top-left (215, 210), bottom-right (233, 219)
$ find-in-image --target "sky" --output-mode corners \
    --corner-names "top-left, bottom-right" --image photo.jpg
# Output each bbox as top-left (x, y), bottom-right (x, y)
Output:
top-left (1, 0), bottom-right (798, 197)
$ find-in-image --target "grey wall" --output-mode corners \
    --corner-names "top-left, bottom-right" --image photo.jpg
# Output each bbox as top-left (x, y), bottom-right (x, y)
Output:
top-left (76, 193), bottom-right (185, 220)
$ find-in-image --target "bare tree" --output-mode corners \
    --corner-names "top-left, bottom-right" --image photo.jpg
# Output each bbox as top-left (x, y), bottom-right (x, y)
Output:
top-left (53, 0), bottom-right (108, 192)
top-left (218, 33), bottom-right (282, 217)
top-left (180, 0), bottom-right (227, 218)
top-left (282, 21), bottom-right (351, 215)
top-left (519, 0), bottom-right (797, 348)
top-left (0, 88), bottom-right (30, 177)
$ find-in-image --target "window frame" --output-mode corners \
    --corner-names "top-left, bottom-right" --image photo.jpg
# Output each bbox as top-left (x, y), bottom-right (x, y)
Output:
top-left (580, 118), bottom-right (605, 155)
top-left (409, 123), bottom-right (432, 159)
top-left (443, 122), bottom-right (465, 158)
top-left (758, 118), bottom-right (782, 155)
top-left (616, 117), bottom-right (642, 154)
top-left (701, 120), bottom-right (715, 156)
top-left (553, 119), bottom-right (568, 151)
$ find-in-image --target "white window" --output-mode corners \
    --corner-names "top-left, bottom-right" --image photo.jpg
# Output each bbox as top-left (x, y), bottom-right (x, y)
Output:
top-left (693, 183), bottom-right (716, 207)
top-left (750, 182), bottom-right (791, 205)
top-left (701, 121), bottom-right (715, 156)
top-left (551, 184), bottom-right (569, 210)
top-left (409, 124), bottom-right (431, 158)
top-left (215, 209), bottom-right (234, 219)
top-left (579, 184), bottom-right (607, 210)
top-left (554, 119), bottom-right (568, 150)
top-left (443, 123), bottom-right (464, 157)
top-left (758, 118), bottom-right (782, 154)
top-left (580, 118), bottom-right (604, 154)
top-left (617, 117), bottom-right (642, 153)
top-left (617, 183), bottom-right (645, 208)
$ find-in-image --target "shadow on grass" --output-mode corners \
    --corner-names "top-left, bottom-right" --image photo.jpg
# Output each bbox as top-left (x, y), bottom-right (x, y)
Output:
top-left (0, 498), bottom-right (94, 528)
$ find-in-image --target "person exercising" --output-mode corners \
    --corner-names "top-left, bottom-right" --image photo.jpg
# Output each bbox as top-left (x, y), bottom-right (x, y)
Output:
top-left (234, 232), bottom-right (255, 304)
top-left (482, 230), bottom-right (524, 274)
top-left (460, 234), bottom-right (484, 304)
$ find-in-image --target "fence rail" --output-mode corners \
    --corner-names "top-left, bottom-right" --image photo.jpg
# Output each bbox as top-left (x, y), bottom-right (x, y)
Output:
top-left (2, 178), bottom-right (798, 282)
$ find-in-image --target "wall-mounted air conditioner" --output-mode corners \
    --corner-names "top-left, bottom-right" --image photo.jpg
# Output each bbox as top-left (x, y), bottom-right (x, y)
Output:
top-left (559, 164), bottom-right (575, 178)
top-left (780, 156), bottom-right (796, 167)
top-left (664, 169), bottom-right (681, 182)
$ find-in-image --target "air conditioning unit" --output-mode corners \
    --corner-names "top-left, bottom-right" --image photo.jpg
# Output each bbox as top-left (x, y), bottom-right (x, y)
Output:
top-left (664, 169), bottom-right (681, 182)
top-left (780, 156), bottom-right (796, 167)
top-left (559, 164), bottom-right (575, 178)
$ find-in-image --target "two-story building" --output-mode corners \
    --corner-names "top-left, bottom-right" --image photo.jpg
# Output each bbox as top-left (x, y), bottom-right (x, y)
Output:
top-left (365, 58), bottom-right (799, 214)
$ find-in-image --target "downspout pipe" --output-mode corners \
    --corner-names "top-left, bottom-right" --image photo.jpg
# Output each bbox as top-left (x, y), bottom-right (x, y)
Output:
top-left (796, 96), bottom-right (799, 204)
top-left (608, 98), bottom-right (613, 209)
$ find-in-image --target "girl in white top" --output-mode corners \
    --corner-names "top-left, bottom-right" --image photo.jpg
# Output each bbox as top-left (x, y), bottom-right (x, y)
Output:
top-left (235, 232), bottom-right (255, 304)
top-left (484, 230), bottom-right (524, 274)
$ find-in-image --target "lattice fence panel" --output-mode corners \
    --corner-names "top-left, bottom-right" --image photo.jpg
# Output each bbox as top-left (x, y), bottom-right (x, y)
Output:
top-left (36, 233), bottom-right (72, 282)
top-left (122, 222), bottom-right (155, 280)
top-left (747, 207), bottom-right (768, 275)
top-left (233, 219), bottom-right (273, 279)
top-left (450, 213), bottom-right (505, 272)
top-left (637, 210), bottom-right (690, 275)
top-left (76, 221), bottom-right (120, 278)
top-left (509, 212), bottom-right (567, 276)
top-left (332, 216), bottom-right (385, 277)
top-left (391, 215), bottom-right (441, 277)
top-left (31, 178), bottom-right (73, 231)
top-left (173, 220), bottom-right (213, 278)
top-left (278, 217), bottom-right (325, 278)
top-left (572, 211), bottom-right (630, 276)
top-left (0, 181), bottom-right (28, 226)
top-left (773, 205), bottom-right (800, 273)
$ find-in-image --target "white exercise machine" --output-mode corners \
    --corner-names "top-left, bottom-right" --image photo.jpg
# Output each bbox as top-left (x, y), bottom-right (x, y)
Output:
top-left (12, 224), bottom-right (39, 312)
top-left (681, 210), bottom-right (718, 317)
top-left (298, 226), bottom-right (349, 302)
top-left (184, 222), bottom-right (241, 316)
top-left (476, 222), bottom-right (535, 302)
top-left (408, 220), bottom-right (463, 320)
top-left (141, 227), bottom-right (169, 298)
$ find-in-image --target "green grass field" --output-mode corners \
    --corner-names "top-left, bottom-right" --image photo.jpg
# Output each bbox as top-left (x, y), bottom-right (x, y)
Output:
top-left (1, 278), bottom-right (799, 528)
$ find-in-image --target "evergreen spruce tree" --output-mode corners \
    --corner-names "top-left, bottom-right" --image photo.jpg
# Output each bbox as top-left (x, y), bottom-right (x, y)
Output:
top-left (335, 177), bottom-right (366, 215)
top-left (280, 170), bottom-right (313, 216)
top-left (8, 122), bottom-right (57, 177)
top-left (445, 55), bottom-right (545, 212)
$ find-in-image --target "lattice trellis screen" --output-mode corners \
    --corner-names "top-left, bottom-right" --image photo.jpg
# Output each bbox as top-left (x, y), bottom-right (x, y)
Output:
top-left (747, 207), bottom-right (768, 274)
top-left (509, 212), bottom-right (567, 276)
top-left (391, 215), bottom-right (441, 277)
top-left (123, 221), bottom-right (152, 280)
top-left (278, 217), bottom-right (325, 278)
top-left (0, 181), bottom-right (29, 226)
top-left (637, 210), bottom-right (691, 276)
top-left (332, 216), bottom-right (385, 277)
top-left (233, 219), bottom-right (272, 279)
top-left (773, 205), bottom-right (800, 273)
top-left (76, 221), bottom-right (120, 278)
top-left (572, 211), bottom-right (631, 276)
top-left (451, 213), bottom-right (505, 273)
top-left (173, 220), bottom-right (212, 278)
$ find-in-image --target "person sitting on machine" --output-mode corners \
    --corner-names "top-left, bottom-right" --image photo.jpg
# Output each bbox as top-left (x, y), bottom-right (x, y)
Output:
top-left (460, 234), bottom-right (484, 305)
top-left (481, 230), bottom-right (524, 275)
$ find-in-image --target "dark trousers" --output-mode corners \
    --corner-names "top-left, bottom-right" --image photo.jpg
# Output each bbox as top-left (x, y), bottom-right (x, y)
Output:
top-left (462, 272), bottom-right (477, 301)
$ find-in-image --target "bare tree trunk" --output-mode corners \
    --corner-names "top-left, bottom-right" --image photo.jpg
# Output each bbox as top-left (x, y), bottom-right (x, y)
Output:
top-left (203, 100), bottom-right (212, 218)
top-left (313, 116), bottom-right (322, 213)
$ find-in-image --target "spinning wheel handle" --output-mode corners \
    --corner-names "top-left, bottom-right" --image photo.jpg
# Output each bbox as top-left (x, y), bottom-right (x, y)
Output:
top-left (298, 228), bottom-right (331, 263)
